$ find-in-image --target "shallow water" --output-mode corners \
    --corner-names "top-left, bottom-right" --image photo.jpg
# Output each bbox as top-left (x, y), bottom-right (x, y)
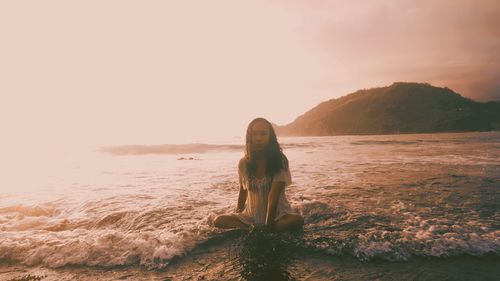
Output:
top-left (1, 132), bottom-right (499, 280)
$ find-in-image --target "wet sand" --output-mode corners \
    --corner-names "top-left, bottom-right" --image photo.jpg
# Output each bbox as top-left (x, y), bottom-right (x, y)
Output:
top-left (2, 229), bottom-right (499, 281)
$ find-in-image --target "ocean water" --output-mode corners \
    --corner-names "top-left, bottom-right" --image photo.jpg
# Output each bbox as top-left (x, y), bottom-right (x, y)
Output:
top-left (0, 132), bottom-right (499, 280)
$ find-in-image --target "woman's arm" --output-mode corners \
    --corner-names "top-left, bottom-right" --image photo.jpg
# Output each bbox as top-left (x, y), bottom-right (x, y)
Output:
top-left (236, 158), bottom-right (247, 212)
top-left (236, 187), bottom-right (247, 212)
top-left (265, 181), bottom-right (285, 227)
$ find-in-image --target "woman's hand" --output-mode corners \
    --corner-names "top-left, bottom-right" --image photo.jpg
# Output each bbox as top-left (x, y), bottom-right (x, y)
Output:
top-left (265, 221), bottom-right (276, 232)
top-left (251, 223), bottom-right (273, 232)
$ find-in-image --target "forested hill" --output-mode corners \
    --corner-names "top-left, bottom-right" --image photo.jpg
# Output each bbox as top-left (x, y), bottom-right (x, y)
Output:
top-left (276, 82), bottom-right (500, 136)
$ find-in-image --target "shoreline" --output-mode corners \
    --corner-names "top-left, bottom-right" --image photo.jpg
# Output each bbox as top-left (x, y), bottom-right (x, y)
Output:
top-left (2, 235), bottom-right (499, 281)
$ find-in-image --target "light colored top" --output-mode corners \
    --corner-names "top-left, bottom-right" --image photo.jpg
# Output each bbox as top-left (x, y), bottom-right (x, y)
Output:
top-left (234, 162), bottom-right (294, 225)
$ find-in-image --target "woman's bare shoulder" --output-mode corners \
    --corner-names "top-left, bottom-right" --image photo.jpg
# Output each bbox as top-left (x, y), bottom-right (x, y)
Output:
top-left (238, 157), bottom-right (246, 172)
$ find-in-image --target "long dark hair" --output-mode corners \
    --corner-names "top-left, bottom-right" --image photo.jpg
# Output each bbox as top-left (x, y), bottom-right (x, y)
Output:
top-left (243, 117), bottom-right (288, 180)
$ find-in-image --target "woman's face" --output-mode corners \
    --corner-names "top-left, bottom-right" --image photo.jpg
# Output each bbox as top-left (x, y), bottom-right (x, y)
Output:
top-left (250, 121), bottom-right (270, 152)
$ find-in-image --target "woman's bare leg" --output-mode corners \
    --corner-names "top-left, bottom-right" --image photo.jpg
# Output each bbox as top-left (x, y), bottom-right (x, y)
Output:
top-left (273, 214), bottom-right (304, 232)
top-left (214, 214), bottom-right (250, 229)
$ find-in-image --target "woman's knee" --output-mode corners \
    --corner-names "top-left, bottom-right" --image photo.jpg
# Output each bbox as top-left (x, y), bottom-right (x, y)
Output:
top-left (274, 214), bottom-right (304, 232)
top-left (213, 215), bottom-right (227, 227)
top-left (287, 214), bottom-right (304, 229)
top-left (295, 214), bottom-right (304, 227)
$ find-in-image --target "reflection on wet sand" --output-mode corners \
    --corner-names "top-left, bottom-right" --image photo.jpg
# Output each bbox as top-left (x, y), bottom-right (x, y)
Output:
top-left (236, 228), bottom-right (303, 281)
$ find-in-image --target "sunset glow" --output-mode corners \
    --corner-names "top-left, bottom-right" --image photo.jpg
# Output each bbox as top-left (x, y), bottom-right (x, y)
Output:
top-left (1, 0), bottom-right (499, 149)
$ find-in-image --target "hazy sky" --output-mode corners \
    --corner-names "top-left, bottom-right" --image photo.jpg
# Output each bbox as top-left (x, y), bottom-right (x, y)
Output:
top-left (1, 0), bottom-right (499, 148)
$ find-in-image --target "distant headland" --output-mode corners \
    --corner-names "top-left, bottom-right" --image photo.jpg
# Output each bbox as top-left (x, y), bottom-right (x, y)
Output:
top-left (275, 82), bottom-right (500, 136)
